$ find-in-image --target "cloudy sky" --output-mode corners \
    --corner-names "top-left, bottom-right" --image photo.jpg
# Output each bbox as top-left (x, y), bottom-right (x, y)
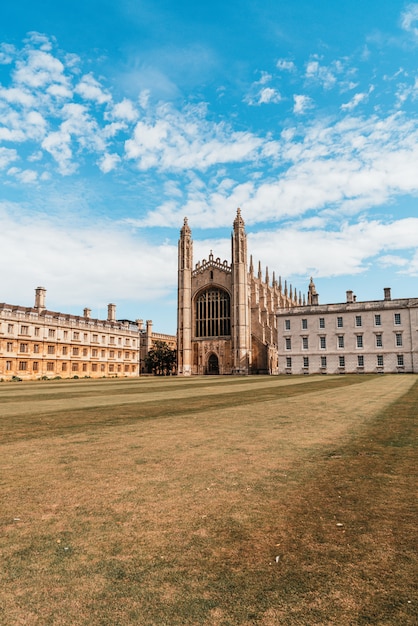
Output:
top-left (1, 1), bottom-right (417, 334)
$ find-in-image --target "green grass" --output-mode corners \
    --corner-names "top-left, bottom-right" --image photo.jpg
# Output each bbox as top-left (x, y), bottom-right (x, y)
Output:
top-left (1, 374), bottom-right (417, 625)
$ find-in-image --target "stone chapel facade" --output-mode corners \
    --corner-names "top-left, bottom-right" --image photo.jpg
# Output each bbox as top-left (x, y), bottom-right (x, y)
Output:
top-left (177, 209), bottom-right (300, 375)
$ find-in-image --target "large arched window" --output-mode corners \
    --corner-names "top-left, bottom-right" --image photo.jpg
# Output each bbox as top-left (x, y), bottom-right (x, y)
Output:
top-left (195, 288), bottom-right (231, 337)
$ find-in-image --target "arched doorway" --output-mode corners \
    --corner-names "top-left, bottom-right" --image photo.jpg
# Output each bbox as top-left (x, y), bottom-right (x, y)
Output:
top-left (207, 353), bottom-right (219, 375)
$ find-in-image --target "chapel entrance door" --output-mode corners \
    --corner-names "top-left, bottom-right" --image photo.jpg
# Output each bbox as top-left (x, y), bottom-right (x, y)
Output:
top-left (207, 353), bottom-right (219, 375)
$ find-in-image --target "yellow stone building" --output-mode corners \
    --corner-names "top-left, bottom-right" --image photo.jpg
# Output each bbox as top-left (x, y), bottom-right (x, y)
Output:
top-left (0, 287), bottom-right (175, 381)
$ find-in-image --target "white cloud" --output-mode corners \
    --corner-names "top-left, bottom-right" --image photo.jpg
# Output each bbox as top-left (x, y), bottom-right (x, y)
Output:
top-left (293, 94), bottom-right (314, 114)
top-left (0, 43), bottom-right (16, 64)
top-left (112, 98), bottom-right (138, 121)
top-left (13, 49), bottom-right (66, 88)
top-left (258, 87), bottom-right (282, 104)
top-left (0, 147), bottom-right (18, 169)
top-left (401, 3), bottom-right (418, 37)
top-left (276, 59), bottom-right (296, 72)
top-left (99, 152), bottom-right (121, 173)
top-left (125, 104), bottom-right (264, 171)
top-left (74, 73), bottom-right (111, 105)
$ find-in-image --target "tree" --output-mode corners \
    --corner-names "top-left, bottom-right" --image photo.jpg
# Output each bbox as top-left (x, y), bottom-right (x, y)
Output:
top-left (145, 340), bottom-right (177, 376)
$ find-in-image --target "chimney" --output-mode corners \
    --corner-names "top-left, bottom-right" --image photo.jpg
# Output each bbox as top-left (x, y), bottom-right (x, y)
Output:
top-left (84, 307), bottom-right (91, 319)
top-left (136, 319), bottom-right (144, 331)
top-left (34, 286), bottom-right (46, 311)
top-left (107, 303), bottom-right (116, 322)
top-left (384, 287), bottom-right (391, 301)
top-left (346, 290), bottom-right (354, 303)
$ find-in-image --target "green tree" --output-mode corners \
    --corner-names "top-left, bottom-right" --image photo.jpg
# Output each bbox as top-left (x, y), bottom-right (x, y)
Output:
top-left (145, 340), bottom-right (177, 376)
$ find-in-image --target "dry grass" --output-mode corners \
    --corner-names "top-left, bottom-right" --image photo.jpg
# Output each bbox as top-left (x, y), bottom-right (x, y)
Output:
top-left (1, 374), bottom-right (417, 625)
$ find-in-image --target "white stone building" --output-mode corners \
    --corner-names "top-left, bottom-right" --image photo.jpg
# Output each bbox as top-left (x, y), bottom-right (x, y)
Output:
top-left (276, 285), bottom-right (418, 375)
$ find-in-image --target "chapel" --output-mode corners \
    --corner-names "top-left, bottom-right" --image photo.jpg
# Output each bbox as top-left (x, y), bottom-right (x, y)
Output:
top-left (177, 208), bottom-right (304, 375)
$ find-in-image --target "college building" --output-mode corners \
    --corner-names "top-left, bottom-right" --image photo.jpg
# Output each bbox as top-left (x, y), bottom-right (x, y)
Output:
top-left (177, 209), bottom-right (300, 375)
top-left (0, 287), bottom-right (176, 381)
top-left (276, 286), bottom-right (418, 374)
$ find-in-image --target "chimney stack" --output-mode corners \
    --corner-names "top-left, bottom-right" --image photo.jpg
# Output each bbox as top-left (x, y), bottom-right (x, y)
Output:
top-left (346, 290), bottom-right (354, 304)
top-left (34, 286), bottom-right (46, 311)
top-left (107, 303), bottom-right (116, 322)
top-left (384, 287), bottom-right (391, 301)
top-left (84, 307), bottom-right (91, 319)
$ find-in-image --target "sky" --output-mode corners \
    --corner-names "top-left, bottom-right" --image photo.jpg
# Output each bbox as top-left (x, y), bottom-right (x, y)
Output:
top-left (0, 0), bottom-right (417, 335)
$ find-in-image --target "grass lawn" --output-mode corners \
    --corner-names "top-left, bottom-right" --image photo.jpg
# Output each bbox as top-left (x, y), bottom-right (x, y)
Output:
top-left (1, 374), bottom-right (417, 625)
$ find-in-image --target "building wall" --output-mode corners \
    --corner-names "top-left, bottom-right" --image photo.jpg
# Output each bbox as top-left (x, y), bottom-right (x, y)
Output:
top-left (178, 210), bottom-right (299, 375)
top-left (277, 289), bottom-right (418, 375)
top-left (0, 291), bottom-right (176, 381)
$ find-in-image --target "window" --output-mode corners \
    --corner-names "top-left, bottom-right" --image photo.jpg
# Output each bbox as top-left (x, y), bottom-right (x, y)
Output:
top-left (6, 342), bottom-right (13, 352)
top-left (84, 333), bottom-right (88, 341)
top-left (101, 364), bottom-right (105, 371)
top-left (302, 319), bottom-right (308, 330)
top-left (302, 337), bottom-right (308, 350)
top-left (339, 356), bottom-right (345, 368)
top-left (6, 361), bottom-right (12, 371)
top-left (62, 363), bottom-right (67, 371)
top-left (337, 316), bottom-right (343, 328)
top-left (109, 350), bottom-right (115, 358)
top-left (110, 336), bottom-right (115, 345)
top-left (20, 325), bottom-right (29, 334)
top-left (18, 361), bottom-right (27, 370)
top-left (124, 364), bottom-right (130, 372)
top-left (33, 362), bottom-right (39, 371)
top-left (125, 338), bottom-right (130, 346)
top-left (374, 314), bottom-right (381, 326)
top-left (376, 334), bottom-right (383, 348)
top-left (34, 344), bottom-right (40, 353)
top-left (34, 327), bottom-right (40, 337)
top-left (118, 338), bottom-right (122, 345)
top-left (101, 350), bottom-right (105, 357)
top-left (319, 318), bottom-right (325, 329)
top-left (62, 346), bottom-right (68, 355)
top-left (377, 355), bottom-right (384, 367)
top-left (82, 363), bottom-right (87, 372)
top-left (48, 329), bottom-right (55, 338)
top-left (63, 330), bottom-right (68, 339)
top-left (285, 338), bottom-right (292, 350)
top-left (395, 333), bottom-right (403, 347)
top-left (72, 347), bottom-right (79, 356)
top-left (19, 343), bottom-right (28, 353)
top-left (47, 362), bottom-right (54, 372)
top-left (195, 289), bottom-right (231, 337)
top-left (357, 355), bottom-right (364, 367)
top-left (73, 332), bottom-right (79, 340)
top-left (355, 315), bottom-right (362, 327)
top-left (102, 335), bottom-right (106, 343)
top-left (132, 340), bottom-right (136, 347)
top-left (286, 357), bottom-right (292, 368)
top-left (303, 357), bottom-right (309, 368)
top-left (72, 363), bottom-right (79, 371)
top-left (118, 351), bottom-right (122, 358)
top-left (397, 355), bottom-right (404, 366)
top-left (92, 349), bottom-right (98, 357)
top-left (285, 319), bottom-right (291, 330)
top-left (356, 335), bottom-right (363, 348)
top-left (7, 324), bottom-right (14, 333)
top-left (47, 345), bottom-right (55, 354)
top-left (320, 336), bottom-right (326, 349)
top-left (92, 363), bottom-right (98, 372)
top-left (338, 335), bottom-right (344, 349)
top-left (321, 356), bottom-right (327, 368)
top-left (92, 334), bottom-right (98, 343)
top-left (83, 348), bottom-right (88, 356)
top-left (109, 364), bottom-right (115, 372)
top-left (125, 351), bottom-right (130, 359)
top-left (394, 313), bottom-right (401, 325)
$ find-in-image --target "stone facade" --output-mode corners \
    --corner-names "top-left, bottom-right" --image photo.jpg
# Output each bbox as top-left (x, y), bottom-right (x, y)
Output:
top-left (177, 209), bottom-right (300, 375)
top-left (277, 286), bottom-right (418, 375)
top-left (0, 287), bottom-right (176, 381)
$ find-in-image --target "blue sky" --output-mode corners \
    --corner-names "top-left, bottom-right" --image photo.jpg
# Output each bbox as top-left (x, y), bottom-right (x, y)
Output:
top-left (1, 1), bottom-right (417, 334)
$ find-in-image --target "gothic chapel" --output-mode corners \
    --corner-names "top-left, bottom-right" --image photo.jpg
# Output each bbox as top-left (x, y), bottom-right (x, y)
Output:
top-left (177, 209), bottom-right (304, 375)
